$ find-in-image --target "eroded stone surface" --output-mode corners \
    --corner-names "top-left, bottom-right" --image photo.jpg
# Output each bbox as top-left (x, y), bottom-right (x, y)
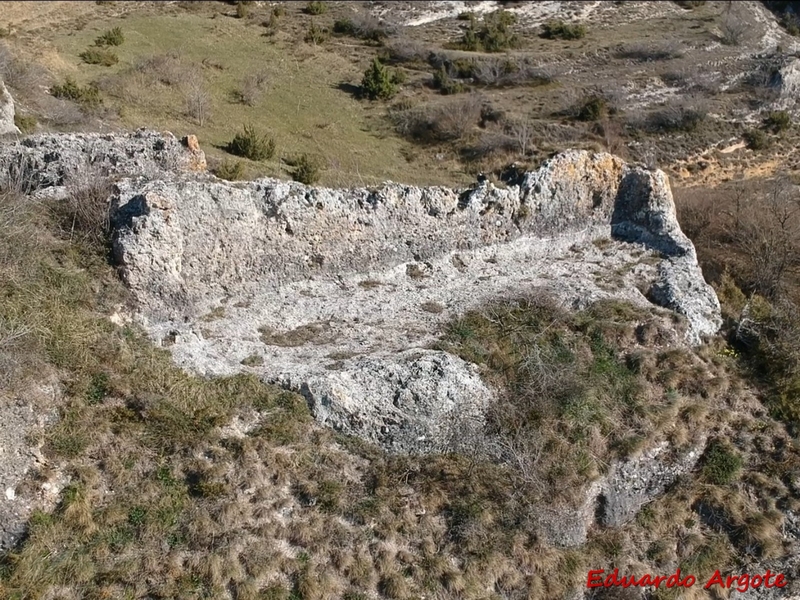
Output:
top-left (0, 80), bottom-right (20, 136)
top-left (0, 133), bottom-right (722, 457)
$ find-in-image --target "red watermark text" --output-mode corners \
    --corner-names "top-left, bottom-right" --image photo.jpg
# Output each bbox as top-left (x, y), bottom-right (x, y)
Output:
top-left (587, 568), bottom-right (787, 593)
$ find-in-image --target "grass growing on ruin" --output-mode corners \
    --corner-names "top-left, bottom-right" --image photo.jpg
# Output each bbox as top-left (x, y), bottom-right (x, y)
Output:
top-left (437, 295), bottom-right (704, 504)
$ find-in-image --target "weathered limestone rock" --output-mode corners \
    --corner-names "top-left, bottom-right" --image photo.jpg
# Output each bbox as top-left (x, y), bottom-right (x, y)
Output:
top-left (0, 130), bottom-right (727, 551)
top-left (0, 80), bottom-right (20, 136)
top-left (0, 129), bottom-right (204, 189)
top-left (276, 350), bottom-right (491, 454)
top-left (772, 57), bottom-right (800, 112)
top-left (0, 133), bottom-right (722, 462)
top-left (600, 438), bottom-right (706, 527)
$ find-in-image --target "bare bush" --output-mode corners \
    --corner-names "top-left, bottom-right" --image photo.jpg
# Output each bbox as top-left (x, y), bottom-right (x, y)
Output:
top-left (134, 53), bottom-right (193, 87)
top-left (235, 71), bottom-right (268, 106)
top-left (37, 95), bottom-right (86, 127)
top-left (617, 41), bottom-right (684, 62)
top-left (726, 178), bottom-right (800, 298)
top-left (333, 11), bottom-right (396, 42)
top-left (471, 57), bottom-right (555, 87)
top-left (506, 117), bottom-right (535, 156)
top-left (383, 38), bottom-right (430, 64)
top-left (462, 131), bottom-right (517, 161)
top-left (720, 14), bottom-right (748, 45)
top-left (183, 75), bottom-right (212, 126)
top-left (0, 43), bottom-right (49, 97)
top-left (52, 171), bottom-right (114, 252)
top-left (392, 95), bottom-right (483, 143)
top-left (675, 177), bottom-right (800, 298)
top-left (641, 101), bottom-right (708, 133)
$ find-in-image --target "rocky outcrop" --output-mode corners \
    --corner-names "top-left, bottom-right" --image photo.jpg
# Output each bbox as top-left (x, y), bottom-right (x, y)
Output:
top-left (0, 129), bottom-right (205, 189)
top-left (0, 132), bottom-right (721, 460)
top-left (0, 80), bottom-right (20, 136)
top-left (277, 350), bottom-right (491, 454)
top-left (536, 438), bottom-right (706, 547)
top-left (772, 56), bottom-right (800, 112)
top-left (600, 437), bottom-right (706, 527)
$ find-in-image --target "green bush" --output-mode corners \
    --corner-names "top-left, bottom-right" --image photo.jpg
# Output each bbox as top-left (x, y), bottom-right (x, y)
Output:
top-left (764, 110), bottom-right (792, 132)
top-left (95, 26), bottom-right (124, 46)
top-left (432, 66), bottom-right (465, 95)
top-left (79, 47), bottom-right (119, 66)
top-left (459, 10), bottom-right (519, 52)
top-left (361, 58), bottom-right (401, 100)
top-left (702, 440), bottom-right (743, 484)
top-left (647, 105), bottom-right (707, 133)
top-left (14, 113), bottom-right (37, 134)
top-left (304, 21), bottom-right (328, 44)
top-left (333, 18), bottom-right (357, 35)
top-left (744, 128), bottom-right (769, 150)
top-left (541, 19), bottom-right (586, 40)
top-left (226, 124), bottom-right (275, 161)
top-left (781, 13), bottom-right (800, 35)
top-left (214, 160), bottom-right (245, 181)
top-left (289, 153), bottom-right (321, 185)
top-left (51, 77), bottom-right (102, 108)
top-left (577, 95), bottom-right (608, 121)
top-left (304, 1), bottom-right (327, 15)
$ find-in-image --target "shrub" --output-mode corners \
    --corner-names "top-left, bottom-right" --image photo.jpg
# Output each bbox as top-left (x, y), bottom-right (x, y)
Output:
top-left (781, 12), bottom-right (800, 35)
top-left (646, 104), bottom-right (706, 132)
top-left (52, 175), bottom-right (114, 252)
top-left (720, 15), bottom-right (747, 45)
top-left (234, 71), bottom-right (268, 106)
top-left (702, 440), bottom-right (743, 484)
top-left (577, 95), bottom-right (608, 121)
top-left (391, 95), bottom-right (482, 143)
top-left (14, 113), bottom-right (37, 134)
top-left (432, 66), bottom-right (465, 95)
top-left (226, 124), bottom-right (275, 161)
top-left (95, 26), bottom-right (124, 47)
top-left (333, 14), bottom-right (391, 42)
top-left (764, 110), bottom-right (791, 132)
top-left (214, 160), bottom-right (245, 181)
top-left (183, 76), bottom-right (212, 126)
top-left (289, 153), bottom-right (322, 185)
top-left (743, 128), bottom-right (769, 150)
top-left (50, 77), bottom-right (102, 108)
top-left (305, 21), bottom-right (328, 45)
top-left (541, 19), bottom-right (586, 40)
top-left (79, 47), bottom-right (119, 66)
top-left (361, 58), bottom-right (401, 100)
top-left (458, 10), bottom-right (519, 52)
top-left (305, 1), bottom-right (327, 15)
